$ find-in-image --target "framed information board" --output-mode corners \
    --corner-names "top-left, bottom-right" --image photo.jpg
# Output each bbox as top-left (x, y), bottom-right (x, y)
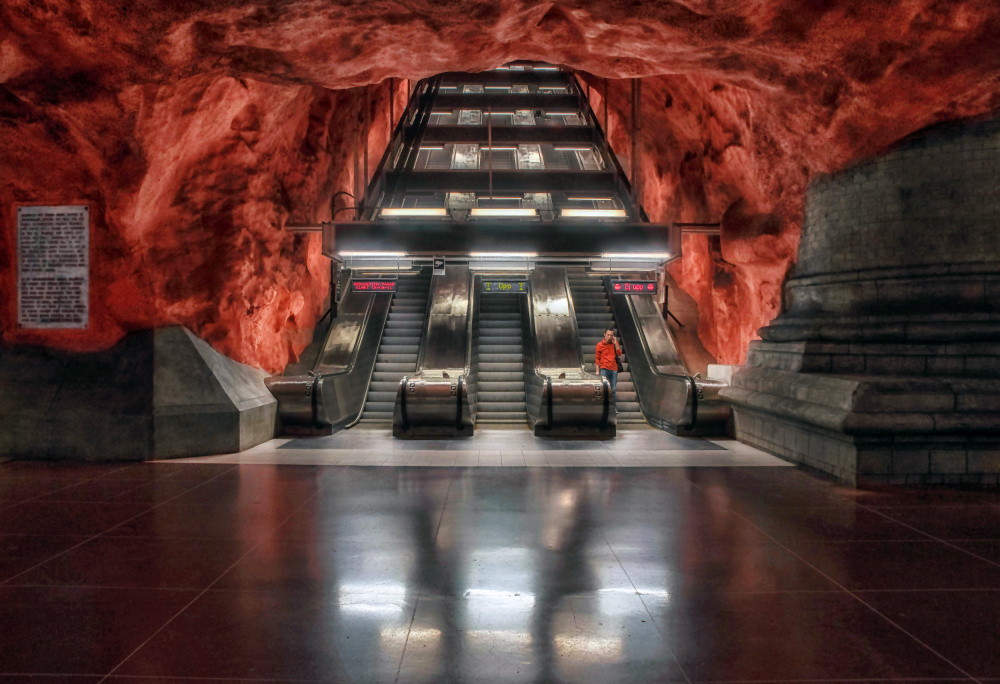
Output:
top-left (17, 205), bottom-right (89, 329)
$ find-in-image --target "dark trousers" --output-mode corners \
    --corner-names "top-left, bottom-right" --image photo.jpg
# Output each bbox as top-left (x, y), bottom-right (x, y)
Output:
top-left (599, 368), bottom-right (618, 402)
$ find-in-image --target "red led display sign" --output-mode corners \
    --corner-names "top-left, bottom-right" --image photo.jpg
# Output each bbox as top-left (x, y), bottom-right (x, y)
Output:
top-left (352, 279), bottom-right (398, 293)
top-left (611, 280), bottom-right (657, 295)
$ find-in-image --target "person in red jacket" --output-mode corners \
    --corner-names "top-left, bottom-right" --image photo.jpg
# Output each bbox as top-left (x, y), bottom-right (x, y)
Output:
top-left (595, 329), bottom-right (622, 413)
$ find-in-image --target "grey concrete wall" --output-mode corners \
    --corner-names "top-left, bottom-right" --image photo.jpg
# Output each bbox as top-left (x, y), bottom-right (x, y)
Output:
top-left (723, 117), bottom-right (1000, 486)
top-left (0, 327), bottom-right (276, 461)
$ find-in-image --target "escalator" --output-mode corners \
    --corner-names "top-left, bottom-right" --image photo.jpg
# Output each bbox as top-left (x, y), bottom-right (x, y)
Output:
top-left (475, 293), bottom-right (527, 424)
top-left (567, 272), bottom-right (645, 424)
top-left (359, 269), bottom-right (432, 423)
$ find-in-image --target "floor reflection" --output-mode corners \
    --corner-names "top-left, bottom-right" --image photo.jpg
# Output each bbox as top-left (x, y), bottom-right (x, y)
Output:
top-left (4, 462), bottom-right (997, 681)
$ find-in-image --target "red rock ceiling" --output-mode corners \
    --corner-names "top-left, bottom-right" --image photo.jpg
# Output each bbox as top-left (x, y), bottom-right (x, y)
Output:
top-left (3, 0), bottom-right (1000, 372)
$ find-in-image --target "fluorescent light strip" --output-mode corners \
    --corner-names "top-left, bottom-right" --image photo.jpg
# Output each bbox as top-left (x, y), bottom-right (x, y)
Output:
top-left (340, 251), bottom-right (407, 258)
top-left (484, 86), bottom-right (510, 90)
top-left (560, 209), bottom-right (627, 218)
top-left (477, 197), bottom-right (522, 200)
top-left (545, 111), bottom-right (579, 116)
top-left (481, 146), bottom-right (516, 150)
top-left (469, 208), bottom-right (538, 217)
top-left (380, 208), bottom-right (448, 217)
top-left (431, 110), bottom-right (453, 115)
top-left (439, 86), bottom-right (458, 90)
top-left (484, 112), bottom-right (516, 116)
top-left (567, 197), bottom-right (615, 201)
top-left (554, 146), bottom-right (594, 151)
top-left (470, 252), bottom-right (537, 258)
top-left (494, 66), bottom-right (511, 71)
top-left (534, 67), bottom-right (559, 71)
top-left (602, 252), bottom-right (671, 260)
top-left (469, 265), bottom-right (534, 270)
top-left (419, 145), bottom-right (445, 150)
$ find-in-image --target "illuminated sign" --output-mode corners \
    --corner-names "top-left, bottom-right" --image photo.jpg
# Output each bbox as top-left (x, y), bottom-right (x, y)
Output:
top-left (352, 279), bottom-right (398, 293)
top-left (482, 280), bottom-right (529, 294)
top-left (610, 280), bottom-right (657, 295)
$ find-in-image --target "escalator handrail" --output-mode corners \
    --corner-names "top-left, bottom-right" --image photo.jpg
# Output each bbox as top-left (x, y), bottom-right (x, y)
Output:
top-left (603, 274), bottom-right (696, 429)
top-left (520, 276), bottom-right (551, 429)
top-left (342, 274), bottom-right (396, 428)
top-left (313, 274), bottom-right (378, 378)
top-left (562, 268), bottom-right (598, 375)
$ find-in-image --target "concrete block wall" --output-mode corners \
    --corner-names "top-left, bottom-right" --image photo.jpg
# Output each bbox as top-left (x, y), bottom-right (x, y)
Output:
top-left (0, 327), bottom-right (276, 461)
top-left (723, 117), bottom-right (1000, 486)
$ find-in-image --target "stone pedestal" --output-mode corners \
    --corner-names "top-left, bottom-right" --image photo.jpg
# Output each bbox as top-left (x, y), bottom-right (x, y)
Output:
top-left (721, 118), bottom-right (1000, 485)
top-left (0, 327), bottom-right (277, 461)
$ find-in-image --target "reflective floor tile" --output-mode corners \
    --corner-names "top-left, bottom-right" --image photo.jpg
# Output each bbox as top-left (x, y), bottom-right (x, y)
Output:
top-left (863, 589), bottom-right (1000, 677)
top-left (10, 536), bottom-right (252, 589)
top-left (644, 591), bottom-right (965, 680)
top-left (397, 592), bottom-right (684, 684)
top-left (792, 540), bottom-right (1000, 590)
top-left (0, 502), bottom-right (153, 536)
top-left (0, 534), bottom-right (90, 584)
top-left (114, 587), bottom-right (416, 681)
top-left (0, 586), bottom-right (198, 675)
top-left (875, 505), bottom-right (1000, 540)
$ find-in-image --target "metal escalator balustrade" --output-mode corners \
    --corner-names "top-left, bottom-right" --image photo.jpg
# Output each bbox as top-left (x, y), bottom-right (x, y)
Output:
top-left (360, 270), bottom-right (432, 422)
top-left (476, 293), bottom-right (526, 423)
top-left (567, 272), bottom-right (645, 424)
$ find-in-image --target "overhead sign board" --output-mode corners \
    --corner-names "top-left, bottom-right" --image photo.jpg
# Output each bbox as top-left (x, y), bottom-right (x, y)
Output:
top-left (482, 280), bottom-right (529, 294)
top-left (352, 279), bottom-right (398, 293)
top-left (433, 256), bottom-right (445, 275)
top-left (610, 280), bottom-right (657, 295)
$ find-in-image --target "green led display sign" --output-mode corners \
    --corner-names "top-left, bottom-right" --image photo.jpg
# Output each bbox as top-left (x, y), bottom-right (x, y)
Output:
top-left (482, 280), bottom-right (529, 294)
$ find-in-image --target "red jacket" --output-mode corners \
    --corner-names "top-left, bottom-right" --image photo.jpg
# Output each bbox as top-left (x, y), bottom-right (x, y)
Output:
top-left (595, 339), bottom-right (621, 372)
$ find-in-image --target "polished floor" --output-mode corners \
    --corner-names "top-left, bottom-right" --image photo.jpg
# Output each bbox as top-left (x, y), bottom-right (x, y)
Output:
top-left (2, 443), bottom-right (1000, 682)
top-left (176, 426), bottom-right (789, 468)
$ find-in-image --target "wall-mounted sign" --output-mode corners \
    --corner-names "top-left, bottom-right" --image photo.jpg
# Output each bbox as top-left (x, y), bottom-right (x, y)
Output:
top-left (610, 280), bottom-right (657, 295)
top-left (433, 256), bottom-right (445, 275)
top-left (482, 280), bottom-right (529, 294)
top-left (17, 205), bottom-right (89, 329)
top-left (352, 279), bottom-right (398, 293)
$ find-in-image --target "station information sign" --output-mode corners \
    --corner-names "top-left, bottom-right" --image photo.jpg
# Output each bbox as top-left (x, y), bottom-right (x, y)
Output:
top-left (610, 280), bottom-right (657, 295)
top-left (482, 280), bottom-right (529, 294)
top-left (352, 279), bottom-right (398, 293)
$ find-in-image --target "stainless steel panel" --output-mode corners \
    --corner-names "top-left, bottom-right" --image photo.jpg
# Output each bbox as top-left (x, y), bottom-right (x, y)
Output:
top-left (265, 276), bottom-right (393, 430)
top-left (524, 267), bottom-right (614, 438)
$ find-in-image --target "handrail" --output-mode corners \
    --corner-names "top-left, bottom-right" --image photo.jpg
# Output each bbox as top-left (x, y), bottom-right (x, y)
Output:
top-left (413, 266), bottom-right (436, 372)
top-left (315, 277), bottom-right (375, 378)
top-left (604, 274), bottom-right (695, 430)
top-left (463, 270), bottom-right (479, 424)
top-left (561, 268), bottom-right (593, 375)
top-left (342, 303), bottom-right (392, 429)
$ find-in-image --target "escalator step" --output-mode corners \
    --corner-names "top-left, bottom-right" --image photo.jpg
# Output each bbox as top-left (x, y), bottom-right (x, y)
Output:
top-left (479, 371), bottom-right (523, 381)
top-left (478, 401), bottom-right (528, 411)
top-left (374, 362), bottom-right (416, 372)
top-left (479, 390), bottom-right (526, 401)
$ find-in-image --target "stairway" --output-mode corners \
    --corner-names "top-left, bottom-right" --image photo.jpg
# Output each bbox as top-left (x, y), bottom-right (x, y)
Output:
top-left (567, 272), bottom-right (645, 424)
top-left (359, 270), bottom-right (432, 423)
top-left (476, 293), bottom-right (527, 424)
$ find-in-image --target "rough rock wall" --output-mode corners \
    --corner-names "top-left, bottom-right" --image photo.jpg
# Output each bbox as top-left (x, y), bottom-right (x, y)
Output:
top-left (3, 0), bottom-right (1000, 369)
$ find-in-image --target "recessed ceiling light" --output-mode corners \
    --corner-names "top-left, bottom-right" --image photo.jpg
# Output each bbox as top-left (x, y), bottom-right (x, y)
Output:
top-left (380, 208), bottom-right (448, 217)
top-left (560, 209), bottom-right (627, 218)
